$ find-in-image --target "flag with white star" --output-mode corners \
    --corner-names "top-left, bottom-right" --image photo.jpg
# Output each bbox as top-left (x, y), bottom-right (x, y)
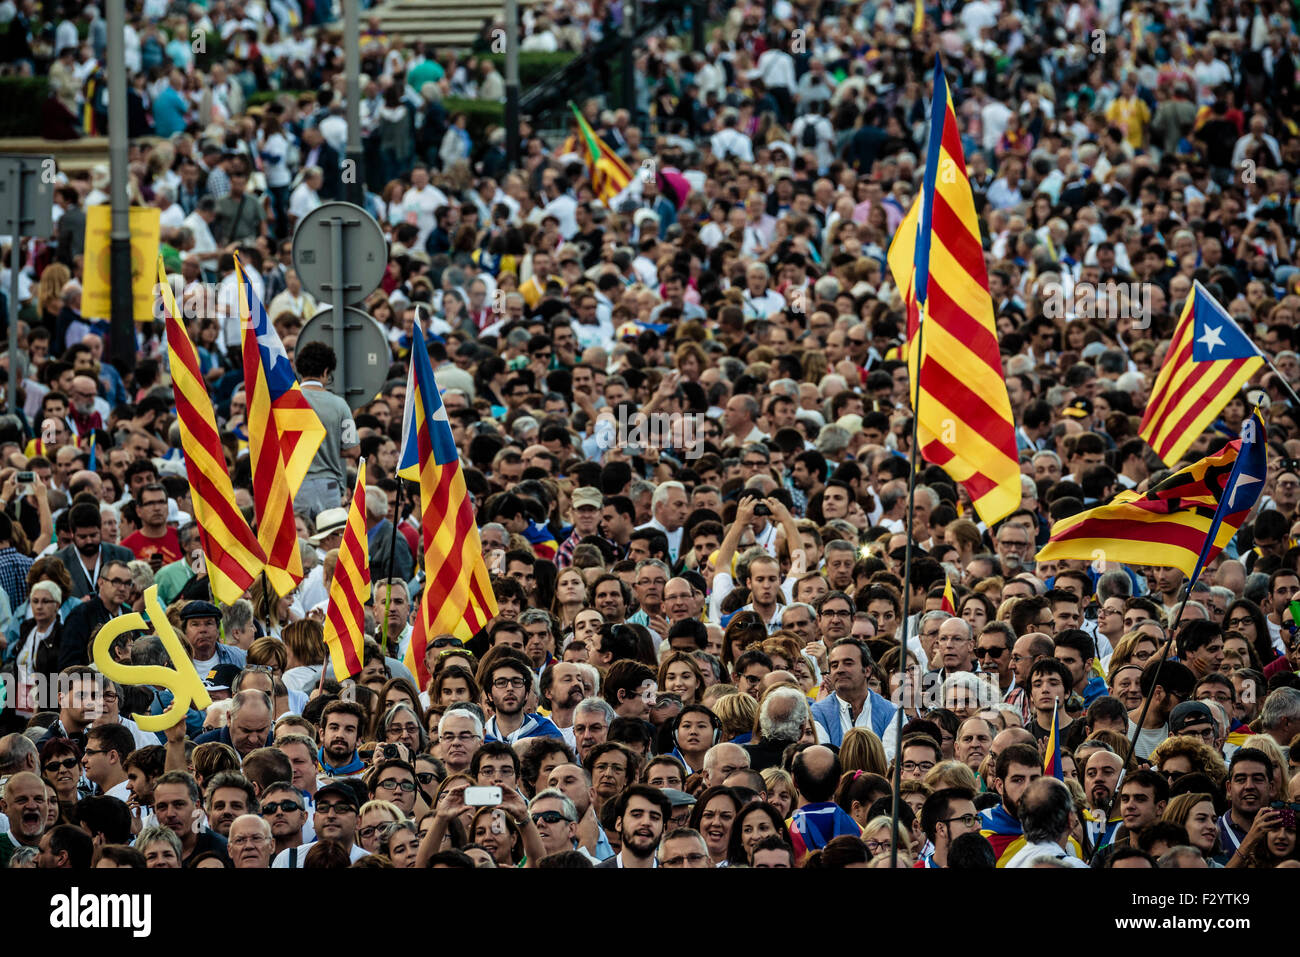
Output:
top-left (1038, 407), bottom-right (1267, 579)
top-left (1140, 280), bottom-right (1265, 464)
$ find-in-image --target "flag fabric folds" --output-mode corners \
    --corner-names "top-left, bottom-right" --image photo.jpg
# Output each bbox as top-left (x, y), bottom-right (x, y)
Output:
top-left (1043, 700), bottom-right (1063, 780)
top-left (159, 258), bottom-right (266, 604)
top-left (886, 58), bottom-right (1021, 527)
top-left (1139, 279), bottom-right (1265, 465)
top-left (237, 253), bottom-right (326, 597)
top-left (322, 458), bottom-right (369, 680)
top-left (1036, 409), bottom-right (1267, 578)
top-left (570, 103), bottom-right (632, 204)
top-left (940, 575), bottom-right (956, 615)
top-left (399, 318), bottom-right (497, 687)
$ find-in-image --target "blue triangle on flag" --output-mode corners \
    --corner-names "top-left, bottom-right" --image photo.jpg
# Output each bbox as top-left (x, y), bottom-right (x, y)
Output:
top-left (1191, 283), bottom-right (1260, 362)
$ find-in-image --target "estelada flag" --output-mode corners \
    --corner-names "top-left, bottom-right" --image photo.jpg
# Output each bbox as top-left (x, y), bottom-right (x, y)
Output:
top-left (1139, 280), bottom-right (1264, 466)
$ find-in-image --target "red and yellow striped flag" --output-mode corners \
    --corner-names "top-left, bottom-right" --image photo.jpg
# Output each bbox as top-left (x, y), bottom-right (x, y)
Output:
top-left (940, 574), bottom-right (956, 615)
top-left (237, 253), bottom-right (326, 596)
top-left (159, 258), bottom-right (266, 603)
top-left (399, 319), bottom-right (497, 688)
top-left (887, 58), bottom-right (1021, 527)
top-left (322, 458), bottom-right (369, 679)
top-left (570, 103), bottom-right (632, 205)
top-left (1139, 280), bottom-right (1264, 466)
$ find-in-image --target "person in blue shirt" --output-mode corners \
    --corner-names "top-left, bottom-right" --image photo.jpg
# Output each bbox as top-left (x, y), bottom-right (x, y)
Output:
top-left (152, 72), bottom-right (189, 138)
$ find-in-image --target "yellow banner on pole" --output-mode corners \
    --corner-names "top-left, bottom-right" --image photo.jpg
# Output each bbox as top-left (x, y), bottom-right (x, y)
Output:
top-left (81, 205), bottom-right (161, 321)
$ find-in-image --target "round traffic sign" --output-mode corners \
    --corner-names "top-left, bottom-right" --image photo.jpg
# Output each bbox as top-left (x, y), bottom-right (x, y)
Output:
top-left (297, 306), bottom-right (393, 410)
top-left (290, 201), bottom-right (388, 305)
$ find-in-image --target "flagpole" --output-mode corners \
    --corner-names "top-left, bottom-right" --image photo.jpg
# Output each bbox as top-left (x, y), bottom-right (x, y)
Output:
top-left (887, 310), bottom-right (926, 870)
top-left (381, 477), bottom-right (404, 656)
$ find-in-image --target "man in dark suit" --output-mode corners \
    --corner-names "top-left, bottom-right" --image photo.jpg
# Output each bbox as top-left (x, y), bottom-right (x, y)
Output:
top-left (57, 558), bottom-right (133, 669)
top-left (301, 125), bottom-right (343, 201)
top-left (594, 784), bottom-right (670, 868)
top-left (54, 502), bottom-right (136, 600)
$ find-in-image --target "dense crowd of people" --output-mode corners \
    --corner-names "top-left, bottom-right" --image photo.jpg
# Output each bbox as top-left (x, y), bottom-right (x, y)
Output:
top-left (1, 0), bottom-right (1300, 870)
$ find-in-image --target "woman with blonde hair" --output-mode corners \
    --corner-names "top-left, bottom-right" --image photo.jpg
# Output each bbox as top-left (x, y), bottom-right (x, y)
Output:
top-left (838, 728), bottom-right (888, 776)
top-left (1108, 630), bottom-right (1162, 671)
top-left (921, 760), bottom-right (979, 793)
top-left (713, 692), bottom-right (758, 742)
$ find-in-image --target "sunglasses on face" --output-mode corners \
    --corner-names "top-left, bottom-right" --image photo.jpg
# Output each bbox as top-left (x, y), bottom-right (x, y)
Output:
top-left (261, 800), bottom-right (304, 815)
top-left (531, 810), bottom-right (572, 825)
top-left (44, 757), bottom-right (79, 772)
top-left (431, 637), bottom-right (464, 649)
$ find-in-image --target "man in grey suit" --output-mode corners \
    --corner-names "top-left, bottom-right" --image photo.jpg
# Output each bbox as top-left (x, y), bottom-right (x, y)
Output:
top-left (54, 503), bottom-right (135, 600)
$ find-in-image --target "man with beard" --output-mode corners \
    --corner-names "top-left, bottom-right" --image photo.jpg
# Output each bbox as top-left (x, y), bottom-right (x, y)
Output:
top-left (272, 779), bottom-right (368, 866)
top-left (52, 503), bottom-right (133, 600)
top-left (978, 743), bottom-right (1043, 866)
top-left (317, 701), bottom-right (367, 777)
top-left (1081, 747), bottom-right (1124, 851)
top-left (482, 653), bottom-right (563, 743)
top-left (994, 521), bottom-right (1034, 579)
top-left (597, 784), bottom-right (670, 868)
top-left (1219, 748), bottom-right (1276, 858)
top-left (227, 814), bottom-right (275, 868)
top-left (810, 638), bottom-right (898, 753)
top-left (541, 661), bottom-right (587, 749)
top-left (57, 559), bottom-right (132, 668)
top-left (0, 771), bottom-right (49, 866)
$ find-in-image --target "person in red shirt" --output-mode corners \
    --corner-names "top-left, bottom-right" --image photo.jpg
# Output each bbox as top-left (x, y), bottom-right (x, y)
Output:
top-left (121, 483), bottom-right (182, 571)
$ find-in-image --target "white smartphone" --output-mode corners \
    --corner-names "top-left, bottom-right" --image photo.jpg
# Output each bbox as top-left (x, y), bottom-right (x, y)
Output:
top-left (464, 786), bottom-right (502, 806)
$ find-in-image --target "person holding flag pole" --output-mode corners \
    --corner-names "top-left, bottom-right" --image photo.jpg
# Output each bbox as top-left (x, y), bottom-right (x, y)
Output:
top-left (883, 56), bottom-right (1023, 868)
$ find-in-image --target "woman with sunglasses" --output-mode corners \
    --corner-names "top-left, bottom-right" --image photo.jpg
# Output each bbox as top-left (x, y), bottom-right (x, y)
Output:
top-left (38, 737), bottom-right (84, 823)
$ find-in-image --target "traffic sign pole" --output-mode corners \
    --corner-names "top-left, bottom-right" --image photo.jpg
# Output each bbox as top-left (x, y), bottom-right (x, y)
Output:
top-left (328, 215), bottom-right (347, 398)
top-left (8, 174), bottom-right (18, 415)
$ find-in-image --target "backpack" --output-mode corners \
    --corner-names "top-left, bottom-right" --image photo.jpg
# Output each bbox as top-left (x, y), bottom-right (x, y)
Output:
top-left (800, 118), bottom-right (820, 149)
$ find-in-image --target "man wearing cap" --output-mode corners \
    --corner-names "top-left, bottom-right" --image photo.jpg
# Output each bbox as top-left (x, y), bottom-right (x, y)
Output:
top-left (202, 664), bottom-right (242, 703)
top-left (1167, 701), bottom-right (1222, 756)
top-left (557, 487), bottom-right (603, 568)
top-left (271, 779), bottom-right (369, 867)
top-left (182, 600), bottom-right (247, 675)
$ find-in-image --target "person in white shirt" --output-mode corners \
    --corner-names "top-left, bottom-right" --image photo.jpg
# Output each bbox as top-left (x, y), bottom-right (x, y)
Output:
top-left (82, 724), bottom-right (135, 804)
top-left (182, 198), bottom-right (221, 275)
top-left (1004, 778), bottom-right (1090, 868)
top-left (710, 110), bottom-right (754, 162)
top-left (288, 167), bottom-right (324, 227)
top-left (402, 164), bottom-right (449, 250)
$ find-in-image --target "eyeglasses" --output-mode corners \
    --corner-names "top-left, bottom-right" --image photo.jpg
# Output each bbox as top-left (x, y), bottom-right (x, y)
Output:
top-left (103, 577), bottom-right (133, 587)
top-left (865, 839), bottom-right (891, 855)
top-left (531, 810), bottom-right (572, 825)
top-left (662, 853), bottom-right (710, 866)
top-left (942, 813), bottom-right (980, 829)
top-left (440, 732), bottom-right (481, 743)
top-left (261, 800), bottom-right (303, 815)
top-left (491, 677), bottom-right (527, 690)
top-left (820, 609), bottom-right (852, 618)
top-left (975, 646), bottom-right (1006, 658)
top-left (902, 761), bottom-right (935, 773)
top-left (388, 723), bottom-right (421, 736)
top-left (431, 637), bottom-right (464, 649)
top-left (315, 802), bottom-right (357, 816)
top-left (81, 747), bottom-right (109, 758)
top-left (742, 458), bottom-right (768, 467)
top-left (44, 757), bottom-right (79, 772)
top-left (228, 835), bottom-right (268, 847)
top-left (357, 825), bottom-right (387, 840)
top-left (376, 778), bottom-right (417, 793)
top-left (416, 772), bottom-right (438, 785)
